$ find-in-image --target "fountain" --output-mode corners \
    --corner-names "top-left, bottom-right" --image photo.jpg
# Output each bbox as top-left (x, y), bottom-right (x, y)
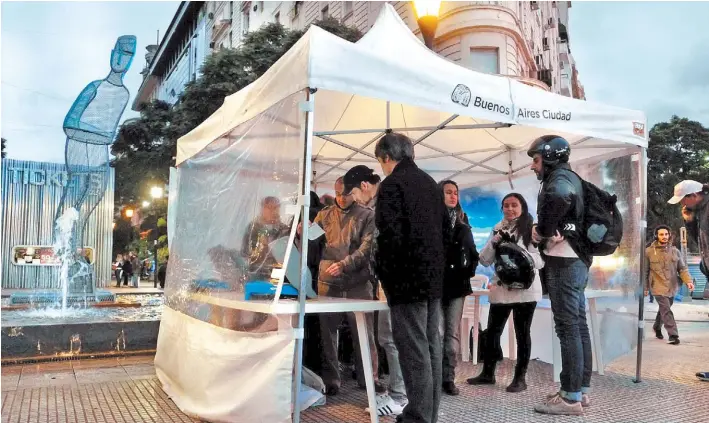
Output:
top-left (8, 35), bottom-right (137, 307)
top-left (0, 36), bottom-right (164, 363)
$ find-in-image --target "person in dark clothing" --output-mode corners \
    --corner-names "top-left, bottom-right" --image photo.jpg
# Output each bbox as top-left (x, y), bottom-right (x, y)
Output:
top-left (114, 254), bottom-right (123, 287)
top-left (297, 191), bottom-right (326, 375)
top-left (373, 132), bottom-right (447, 423)
top-left (122, 254), bottom-right (133, 286)
top-left (528, 135), bottom-right (590, 416)
top-left (241, 196), bottom-right (290, 280)
top-left (438, 180), bottom-right (479, 396)
top-left (157, 256), bottom-right (168, 289)
top-left (467, 193), bottom-right (543, 393)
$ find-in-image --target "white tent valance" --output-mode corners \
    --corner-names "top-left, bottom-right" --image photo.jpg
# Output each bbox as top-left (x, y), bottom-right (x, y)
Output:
top-left (176, 4), bottom-right (647, 188)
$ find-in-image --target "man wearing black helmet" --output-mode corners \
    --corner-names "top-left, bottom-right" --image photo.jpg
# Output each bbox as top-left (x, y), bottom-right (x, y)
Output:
top-left (527, 135), bottom-right (591, 416)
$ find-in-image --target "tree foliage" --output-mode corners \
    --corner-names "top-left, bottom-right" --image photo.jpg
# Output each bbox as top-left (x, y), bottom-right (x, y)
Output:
top-left (110, 19), bottom-right (362, 256)
top-left (647, 115), bottom-right (709, 248)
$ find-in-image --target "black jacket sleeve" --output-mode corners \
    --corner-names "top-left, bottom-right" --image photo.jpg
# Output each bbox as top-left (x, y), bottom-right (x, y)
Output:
top-left (463, 228), bottom-right (480, 278)
top-left (375, 180), bottom-right (405, 281)
top-left (537, 176), bottom-right (576, 238)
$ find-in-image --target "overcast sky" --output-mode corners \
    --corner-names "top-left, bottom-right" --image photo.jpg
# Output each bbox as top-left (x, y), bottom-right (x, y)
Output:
top-left (569, 1), bottom-right (709, 127)
top-left (2, 1), bottom-right (708, 164)
top-left (1, 1), bottom-right (178, 163)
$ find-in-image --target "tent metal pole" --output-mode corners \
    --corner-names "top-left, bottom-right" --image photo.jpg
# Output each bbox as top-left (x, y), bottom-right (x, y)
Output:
top-left (634, 146), bottom-right (648, 384)
top-left (293, 88), bottom-right (316, 423)
top-left (314, 122), bottom-right (510, 136)
top-left (316, 134), bottom-right (378, 158)
top-left (314, 132), bottom-right (385, 182)
top-left (412, 114), bottom-right (459, 146)
top-left (386, 101), bottom-right (390, 129)
top-left (444, 150), bottom-right (508, 180)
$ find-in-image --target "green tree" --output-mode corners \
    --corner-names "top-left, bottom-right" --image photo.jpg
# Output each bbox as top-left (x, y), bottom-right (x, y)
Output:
top-left (112, 100), bottom-right (173, 205)
top-left (111, 19), bottom-right (362, 258)
top-left (1, 137), bottom-right (7, 158)
top-left (647, 115), bottom-right (709, 248)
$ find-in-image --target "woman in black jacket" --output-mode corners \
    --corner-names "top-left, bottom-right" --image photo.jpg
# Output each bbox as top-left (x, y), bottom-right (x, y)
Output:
top-left (439, 180), bottom-right (479, 395)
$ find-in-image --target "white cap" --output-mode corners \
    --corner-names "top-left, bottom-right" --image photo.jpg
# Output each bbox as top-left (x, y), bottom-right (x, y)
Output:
top-left (668, 180), bottom-right (704, 204)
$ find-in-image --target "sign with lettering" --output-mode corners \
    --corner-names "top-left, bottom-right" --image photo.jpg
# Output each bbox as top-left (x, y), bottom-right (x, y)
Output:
top-left (12, 245), bottom-right (94, 266)
top-left (5, 167), bottom-right (103, 195)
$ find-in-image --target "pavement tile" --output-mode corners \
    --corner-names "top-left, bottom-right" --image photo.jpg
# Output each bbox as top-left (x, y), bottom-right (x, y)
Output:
top-left (1, 321), bottom-right (707, 422)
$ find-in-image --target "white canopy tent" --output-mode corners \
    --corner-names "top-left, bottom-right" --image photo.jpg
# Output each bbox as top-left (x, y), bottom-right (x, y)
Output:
top-left (161, 4), bottom-right (649, 423)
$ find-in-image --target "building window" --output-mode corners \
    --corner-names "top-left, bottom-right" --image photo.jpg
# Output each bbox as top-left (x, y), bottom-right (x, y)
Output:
top-left (343, 1), bottom-right (353, 17)
top-left (469, 48), bottom-right (499, 74)
top-left (322, 5), bottom-right (329, 20)
top-left (275, 11), bottom-right (280, 24)
top-left (243, 10), bottom-right (250, 34)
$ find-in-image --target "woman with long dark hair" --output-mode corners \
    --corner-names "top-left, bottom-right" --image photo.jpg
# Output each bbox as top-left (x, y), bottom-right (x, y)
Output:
top-left (439, 180), bottom-right (479, 396)
top-left (467, 193), bottom-right (543, 392)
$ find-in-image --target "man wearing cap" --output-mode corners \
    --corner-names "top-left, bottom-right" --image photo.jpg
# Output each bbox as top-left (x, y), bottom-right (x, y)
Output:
top-left (667, 180), bottom-right (709, 381)
top-left (344, 165), bottom-right (408, 416)
top-left (314, 177), bottom-right (384, 396)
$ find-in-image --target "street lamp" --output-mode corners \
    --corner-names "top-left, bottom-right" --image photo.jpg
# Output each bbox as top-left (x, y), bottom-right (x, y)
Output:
top-left (124, 208), bottom-right (134, 218)
top-left (150, 186), bottom-right (164, 288)
top-left (412, 0), bottom-right (442, 49)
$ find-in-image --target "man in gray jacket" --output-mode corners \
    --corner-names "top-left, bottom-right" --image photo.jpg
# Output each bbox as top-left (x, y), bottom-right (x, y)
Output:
top-left (316, 177), bottom-right (383, 395)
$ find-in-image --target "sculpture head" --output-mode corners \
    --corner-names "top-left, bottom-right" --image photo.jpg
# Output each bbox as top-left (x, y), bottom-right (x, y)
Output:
top-left (110, 35), bottom-right (137, 74)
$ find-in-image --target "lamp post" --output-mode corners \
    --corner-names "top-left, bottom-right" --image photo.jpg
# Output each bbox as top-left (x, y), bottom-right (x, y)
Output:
top-left (150, 186), bottom-right (164, 288)
top-left (413, 0), bottom-right (442, 49)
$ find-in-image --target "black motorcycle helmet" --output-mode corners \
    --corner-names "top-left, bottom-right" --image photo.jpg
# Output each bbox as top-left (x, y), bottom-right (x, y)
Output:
top-left (494, 241), bottom-right (535, 290)
top-left (527, 135), bottom-right (571, 165)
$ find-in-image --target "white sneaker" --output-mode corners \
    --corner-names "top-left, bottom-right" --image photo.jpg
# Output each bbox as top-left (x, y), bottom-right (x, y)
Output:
top-left (365, 394), bottom-right (404, 416)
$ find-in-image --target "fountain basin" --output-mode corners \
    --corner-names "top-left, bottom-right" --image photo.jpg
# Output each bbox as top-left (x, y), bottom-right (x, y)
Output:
top-left (1, 294), bottom-right (163, 363)
top-left (9, 289), bottom-right (115, 305)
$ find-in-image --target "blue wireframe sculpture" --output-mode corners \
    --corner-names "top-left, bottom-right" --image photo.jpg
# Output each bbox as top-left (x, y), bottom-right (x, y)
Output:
top-left (54, 35), bottom-right (136, 294)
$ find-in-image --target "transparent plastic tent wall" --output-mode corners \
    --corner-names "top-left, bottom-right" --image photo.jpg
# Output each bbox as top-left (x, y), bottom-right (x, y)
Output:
top-left (157, 90), bottom-right (643, 422)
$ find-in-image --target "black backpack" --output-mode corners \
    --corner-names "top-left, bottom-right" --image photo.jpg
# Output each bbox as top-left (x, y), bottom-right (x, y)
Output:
top-left (572, 171), bottom-right (623, 256)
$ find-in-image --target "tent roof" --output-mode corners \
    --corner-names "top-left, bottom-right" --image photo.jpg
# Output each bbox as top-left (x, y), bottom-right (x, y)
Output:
top-left (176, 4), bottom-right (647, 188)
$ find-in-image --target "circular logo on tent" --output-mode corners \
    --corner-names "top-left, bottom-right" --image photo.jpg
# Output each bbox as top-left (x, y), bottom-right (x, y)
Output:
top-left (451, 84), bottom-right (471, 107)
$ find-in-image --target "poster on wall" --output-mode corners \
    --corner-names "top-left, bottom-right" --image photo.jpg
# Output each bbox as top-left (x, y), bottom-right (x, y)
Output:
top-left (12, 246), bottom-right (95, 266)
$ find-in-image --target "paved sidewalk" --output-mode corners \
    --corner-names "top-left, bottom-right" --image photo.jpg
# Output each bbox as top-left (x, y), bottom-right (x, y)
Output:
top-left (2, 322), bottom-right (708, 423)
top-left (644, 298), bottom-right (709, 322)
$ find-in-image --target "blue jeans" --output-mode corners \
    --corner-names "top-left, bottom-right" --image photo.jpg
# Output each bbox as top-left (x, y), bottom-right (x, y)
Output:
top-left (545, 258), bottom-right (592, 402)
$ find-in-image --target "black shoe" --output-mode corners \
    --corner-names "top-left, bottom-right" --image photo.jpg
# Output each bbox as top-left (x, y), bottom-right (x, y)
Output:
top-left (466, 372), bottom-right (496, 385)
top-left (325, 385), bottom-right (339, 396)
top-left (654, 328), bottom-right (664, 339)
top-left (442, 381), bottom-right (459, 396)
top-left (506, 378), bottom-right (527, 393)
top-left (668, 335), bottom-right (680, 345)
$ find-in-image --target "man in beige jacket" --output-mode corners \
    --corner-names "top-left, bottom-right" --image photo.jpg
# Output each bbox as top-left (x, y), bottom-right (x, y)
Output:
top-left (644, 225), bottom-right (694, 345)
top-left (315, 177), bottom-right (382, 396)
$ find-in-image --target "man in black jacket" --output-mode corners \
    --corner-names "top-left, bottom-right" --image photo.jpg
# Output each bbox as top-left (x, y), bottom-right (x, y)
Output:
top-left (528, 135), bottom-right (590, 416)
top-left (373, 132), bottom-right (447, 423)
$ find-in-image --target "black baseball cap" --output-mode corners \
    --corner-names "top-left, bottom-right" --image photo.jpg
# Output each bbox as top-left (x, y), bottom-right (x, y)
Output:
top-left (343, 165), bottom-right (377, 195)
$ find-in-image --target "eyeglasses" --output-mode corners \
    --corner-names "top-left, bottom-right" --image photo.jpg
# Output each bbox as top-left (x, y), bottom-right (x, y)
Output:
top-left (335, 192), bottom-right (352, 198)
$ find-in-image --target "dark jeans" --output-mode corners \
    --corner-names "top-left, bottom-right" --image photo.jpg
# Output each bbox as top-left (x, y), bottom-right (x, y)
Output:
top-left (484, 302), bottom-right (537, 371)
top-left (319, 282), bottom-right (378, 388)
top-left (545, 258), bottom-right (592, 402)
top-left (391, 299), bottom-right (443, 423)
top-left (653, 295), bottom-right (678, 337)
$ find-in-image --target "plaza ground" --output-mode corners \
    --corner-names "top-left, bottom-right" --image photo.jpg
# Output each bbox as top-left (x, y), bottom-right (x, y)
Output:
top-left (2, 321), bottom-right (708, 423)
